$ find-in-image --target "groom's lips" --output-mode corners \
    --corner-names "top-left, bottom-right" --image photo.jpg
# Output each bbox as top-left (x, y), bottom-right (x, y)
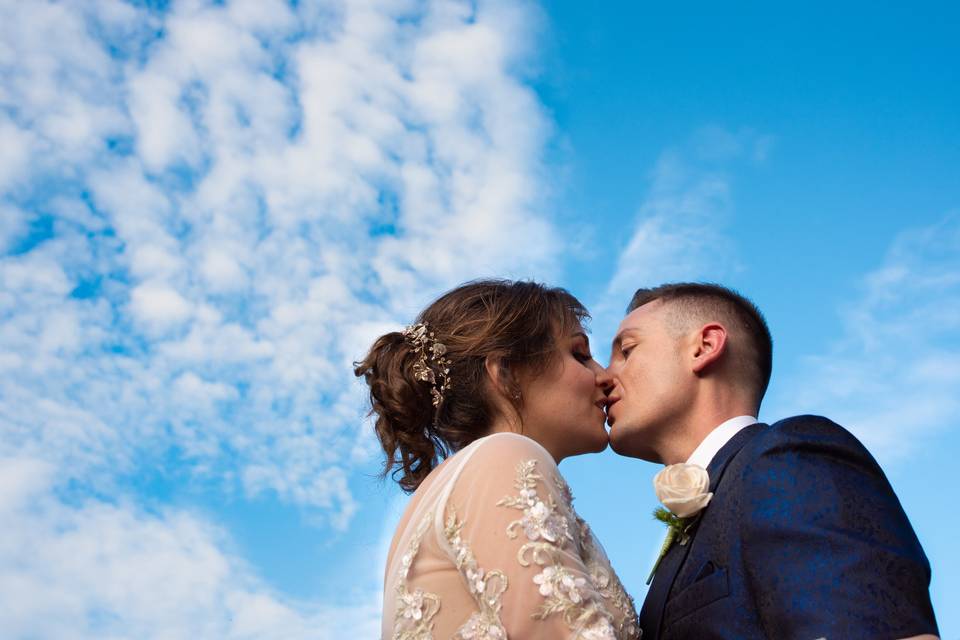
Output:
top-left (605, 397), bottom-right (620, 424)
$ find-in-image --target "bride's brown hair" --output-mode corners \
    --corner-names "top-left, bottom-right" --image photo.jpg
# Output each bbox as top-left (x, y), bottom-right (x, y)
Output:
top-left (354, 279), bottom-right (589, 492)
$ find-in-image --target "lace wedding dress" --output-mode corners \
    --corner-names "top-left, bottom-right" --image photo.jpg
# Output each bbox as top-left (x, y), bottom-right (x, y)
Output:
top-left (382, 432), bottom-right (641, 639)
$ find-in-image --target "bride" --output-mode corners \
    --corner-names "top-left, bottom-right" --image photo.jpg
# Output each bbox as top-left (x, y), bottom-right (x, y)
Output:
top-left (355, 279), bottom-right (640, 639)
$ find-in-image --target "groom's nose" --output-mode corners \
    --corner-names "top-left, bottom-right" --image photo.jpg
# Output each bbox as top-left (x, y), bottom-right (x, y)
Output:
top-left (602, 358), bottom-right (617, 379)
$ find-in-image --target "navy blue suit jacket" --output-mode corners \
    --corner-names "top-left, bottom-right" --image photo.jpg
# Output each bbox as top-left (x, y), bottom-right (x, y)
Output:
top-left (638, 416), bottom-right (938, 640)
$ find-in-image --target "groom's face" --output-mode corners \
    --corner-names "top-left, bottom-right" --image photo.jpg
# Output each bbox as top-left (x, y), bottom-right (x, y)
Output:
top-left (605, 300), bottom-right (692, 461)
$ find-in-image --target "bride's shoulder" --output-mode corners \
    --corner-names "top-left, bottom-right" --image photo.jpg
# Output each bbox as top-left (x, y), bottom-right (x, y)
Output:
top-left (458, 432), bottom-right (558, 475)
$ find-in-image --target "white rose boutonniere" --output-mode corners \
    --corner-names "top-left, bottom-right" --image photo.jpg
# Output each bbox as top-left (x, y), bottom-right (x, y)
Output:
top-left (647, 463), bottom-right (713, 584)
top-left (654, 463), bottom-right (713, 517)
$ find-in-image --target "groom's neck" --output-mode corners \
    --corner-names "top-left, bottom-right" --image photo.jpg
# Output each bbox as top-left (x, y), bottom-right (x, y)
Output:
top-left (662, 392), bottom-right (756, 465)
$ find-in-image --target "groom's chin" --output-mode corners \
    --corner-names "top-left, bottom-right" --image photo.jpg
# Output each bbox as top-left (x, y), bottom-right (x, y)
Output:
top-left (607, 424), bottom-right (656, 461)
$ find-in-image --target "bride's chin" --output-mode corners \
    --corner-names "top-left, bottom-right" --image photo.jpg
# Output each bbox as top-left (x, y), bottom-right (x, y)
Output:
top-left (589, 424), bottom-right (610, 452)
top-left (567, 426), bottom-right (609, 457)
top-left (574, 437), bottom-right (608, 457)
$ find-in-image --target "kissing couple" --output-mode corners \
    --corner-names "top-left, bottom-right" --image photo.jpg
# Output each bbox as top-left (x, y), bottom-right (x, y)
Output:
top-left (356, 279), bottom-right (939, 639)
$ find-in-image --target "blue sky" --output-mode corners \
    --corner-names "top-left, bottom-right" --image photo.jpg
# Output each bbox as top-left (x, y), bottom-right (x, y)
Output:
top-left (1, 1), bottom-right (957, 637)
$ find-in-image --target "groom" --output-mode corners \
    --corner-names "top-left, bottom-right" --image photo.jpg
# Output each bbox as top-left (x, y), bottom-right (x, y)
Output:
top-left (604, 283), bottom-right (939, 640)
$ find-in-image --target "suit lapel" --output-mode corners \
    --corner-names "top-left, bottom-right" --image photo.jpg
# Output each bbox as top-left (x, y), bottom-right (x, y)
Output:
top-left (639, 423), bottom-right (766, 639)
top-left (639, 526), bottom-right (695, 639)
top-left (706, 422), bottom-right (765, 492)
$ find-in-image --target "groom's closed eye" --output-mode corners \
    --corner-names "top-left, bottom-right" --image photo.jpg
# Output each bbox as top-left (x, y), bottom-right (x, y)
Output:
top-left (614, 339), bottom-right (637, 360)
top-left (611, 330), bottom-right (642, 362)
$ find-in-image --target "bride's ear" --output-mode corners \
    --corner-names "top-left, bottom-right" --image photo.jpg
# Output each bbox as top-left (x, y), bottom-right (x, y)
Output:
top-left (484, 355), bottom-right (520, 403)
top-left (484, 355), bottom-right (524, 431)
top-left (484, 355), bottom-right (508, 398)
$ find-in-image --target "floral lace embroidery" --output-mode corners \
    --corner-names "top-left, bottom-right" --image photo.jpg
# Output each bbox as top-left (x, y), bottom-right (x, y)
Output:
top-left (578, 617), bottom-right (620, 640)
top-left (497, 459), bottom-right (619, 638)
top-left (578, 517), bottom-right (641, 639)
top-left (554, 473), bottom-right (575, 507)
top-left (498, 460), bottom-right (574, 544)
top-left (393, 509), bottom-right (440, 640)
top-left (561, 475), bottom-right (640, 639)
top-left (444, 508), bottom-right (509, 640)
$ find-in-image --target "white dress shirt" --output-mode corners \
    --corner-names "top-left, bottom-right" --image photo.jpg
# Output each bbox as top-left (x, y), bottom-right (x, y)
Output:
top-left (685, 415), bottom-right (758, 469)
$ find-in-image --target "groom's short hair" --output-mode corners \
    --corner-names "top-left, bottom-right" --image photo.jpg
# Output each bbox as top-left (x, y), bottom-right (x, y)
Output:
top-left (628, 283), bottom-right (773, 408)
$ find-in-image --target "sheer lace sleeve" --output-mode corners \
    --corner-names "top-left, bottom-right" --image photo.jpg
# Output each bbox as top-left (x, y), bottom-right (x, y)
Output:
top-left (437, 432), bottom-right (639, 640)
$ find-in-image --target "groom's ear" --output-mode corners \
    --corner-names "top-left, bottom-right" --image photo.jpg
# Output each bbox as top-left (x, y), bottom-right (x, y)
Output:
top-left (690, 322), bottom-right (727, 375)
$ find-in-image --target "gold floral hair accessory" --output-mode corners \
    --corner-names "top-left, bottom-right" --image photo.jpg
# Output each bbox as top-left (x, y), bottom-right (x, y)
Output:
top-left (402, 322), bottom-right (452, 413)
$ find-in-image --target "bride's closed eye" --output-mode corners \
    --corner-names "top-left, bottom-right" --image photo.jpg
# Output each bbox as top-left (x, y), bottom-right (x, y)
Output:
top-left (573, 350), bottom-right (593, 364)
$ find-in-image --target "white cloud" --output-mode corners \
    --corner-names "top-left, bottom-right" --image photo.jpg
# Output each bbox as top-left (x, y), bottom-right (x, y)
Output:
top-left (1, 0), bottom-right (555, 634)
top-left (2, 0), bottom-right (555, 516)
top-left (0, 455), bottom-right (380, 640)
top-left (0, 115), bottom-right (33, 191)
top-left (130, 280), bottom-right (194, 331)
top-left (174, 371), bottom-right (238, 404)
top-left (201, 248), bottom-right (247, 292)
top-left (769, 214), bottom-right (960, 464)
top-left (0, 1), bottom-right (128, 174)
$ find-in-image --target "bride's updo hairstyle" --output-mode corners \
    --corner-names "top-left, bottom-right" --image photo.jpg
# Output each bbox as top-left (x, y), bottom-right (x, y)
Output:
top-left (354, 279), bottom-right (589, 492)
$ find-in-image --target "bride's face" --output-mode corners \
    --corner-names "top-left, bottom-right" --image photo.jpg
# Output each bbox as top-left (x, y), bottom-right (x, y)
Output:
top-left (517, 328), bottom-right (611, 461)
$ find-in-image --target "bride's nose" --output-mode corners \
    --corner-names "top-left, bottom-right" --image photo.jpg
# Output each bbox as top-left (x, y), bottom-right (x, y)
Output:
top-left (594, 365), bottom-right (614, 395)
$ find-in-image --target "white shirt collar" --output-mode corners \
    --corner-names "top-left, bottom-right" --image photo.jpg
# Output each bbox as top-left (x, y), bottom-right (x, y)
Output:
top-left (685, 415), bottom-right (758, 469)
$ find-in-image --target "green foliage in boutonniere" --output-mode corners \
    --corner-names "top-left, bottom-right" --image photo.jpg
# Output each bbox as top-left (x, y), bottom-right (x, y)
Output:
top-left (646, 508), bottom-right (702, 584)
